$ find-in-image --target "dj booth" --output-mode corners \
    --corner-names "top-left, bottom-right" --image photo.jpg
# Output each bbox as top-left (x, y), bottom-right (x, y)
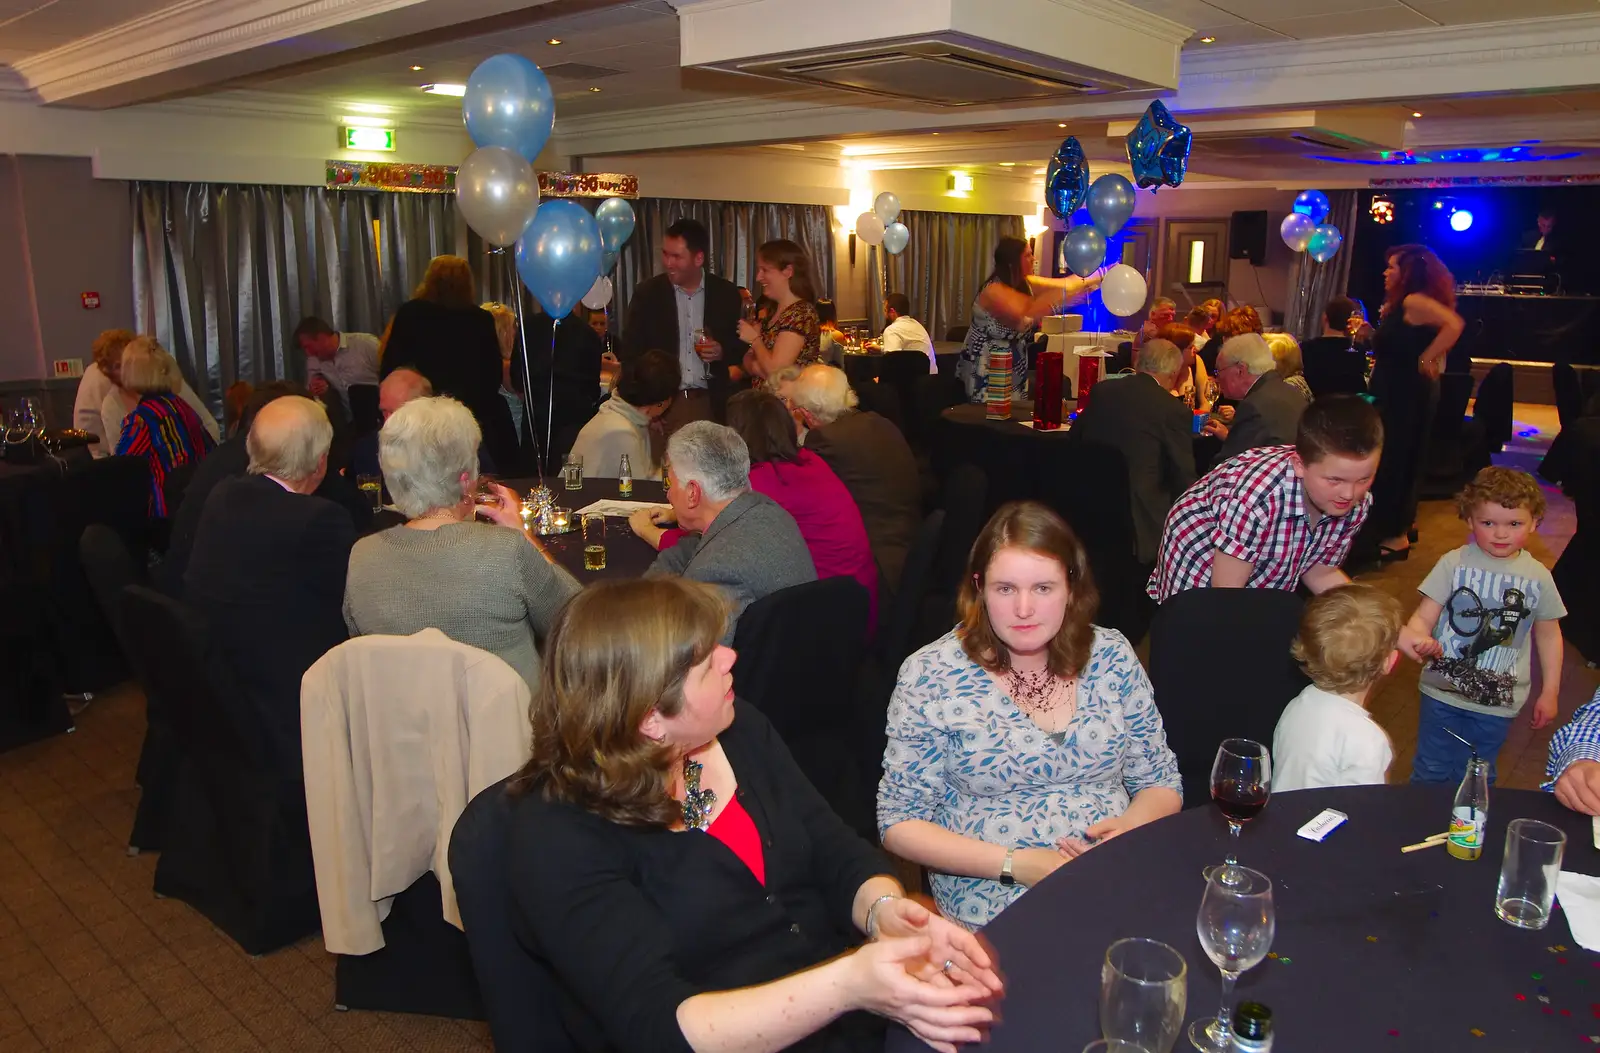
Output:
top-left (1453, 289), bottom-right (1598, 367)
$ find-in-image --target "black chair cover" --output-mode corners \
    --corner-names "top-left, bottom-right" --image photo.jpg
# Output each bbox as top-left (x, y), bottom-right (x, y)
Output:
top-left (1040, 438), bottom-right (1151, 644)
top-left (911, 373), bottom-right (965, 454)
top-left (1419, 373), bottom-right (1488, 500)
top-left (347, 384), bottom-right (382, 436)
top-left (1147, 588), bottom-right (1309, 809)
top-left (160, 460), bottom-right (200, 524)
top-left (1473, 362), bottom-right (1515, 453)
top-left (332, 872), bottom-right (484, 1020)
top-left (877, 511), bottom-right (946, 672)
top-left (449, 779), bottom-right (577, 1053)
top-left (1554, 418), bottom-right (1600, 665)
top-left (1555, 364), bottom-right (1584, 428)
top-left (122, 586), bottom-right (320, 954)
top-left (878, 351), bottom-right (932, 444)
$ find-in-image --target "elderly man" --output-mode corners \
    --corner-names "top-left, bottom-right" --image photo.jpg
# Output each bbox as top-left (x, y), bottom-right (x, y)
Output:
top-left (350, 367), bottom-right (470, 480)
top-left (295, 316), bottom-right (380, 413)
top-left (780, 364), bottom-right (920, 595)
top-left (185, 396), bottom-right (356, 769)
top-left (1204, 333), bottom-right (1308, 462)
top-left (1135, 297), bottom-right (1178, 349)
top-left (629, 421), bottom-right (814, 643)
top-left (1546, 688), bottom-right (1600, 814)
top-left (1071, 339), bottom-right (1197, 564)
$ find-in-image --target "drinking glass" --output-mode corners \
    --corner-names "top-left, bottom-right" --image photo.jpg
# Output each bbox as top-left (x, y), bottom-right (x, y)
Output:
top-left (563, 453), bottom-right (584, 491)
top-left (1101, 938), bottom-right (1186, 1053)
top-left (1189, 866), bottom-right (1274, 1053)
top-left (1207, 739), bottom-right (1271, 886)
top-left (20, 397), bottom-right (43, 431)
top-left (1496, 818), bottom-right (1566, 929)
top-left (356, 474), bottom-right (382, 512)
top-left (1083, 1043), bottom-right (1151, 1053)
top-left (582, 513), bottom-right (606, 571)
top-left (692, 327), bottom-right (715, 381)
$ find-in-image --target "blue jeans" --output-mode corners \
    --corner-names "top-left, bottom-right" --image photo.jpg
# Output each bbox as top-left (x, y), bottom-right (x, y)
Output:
top-left (1409, 694), bottom-right (1513, 785)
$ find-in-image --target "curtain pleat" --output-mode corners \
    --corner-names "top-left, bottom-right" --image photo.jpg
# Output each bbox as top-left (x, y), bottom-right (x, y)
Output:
top-left (1285, 190), bottom-right (1359, 341)
top-left (132, 182), bottom-right (457, 418)
top-left (876, 210), bottom-right (1024, 339)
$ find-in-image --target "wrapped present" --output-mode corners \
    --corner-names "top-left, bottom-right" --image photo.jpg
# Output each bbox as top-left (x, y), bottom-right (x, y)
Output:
top-left (986, 349), bottom-right (1013, 421)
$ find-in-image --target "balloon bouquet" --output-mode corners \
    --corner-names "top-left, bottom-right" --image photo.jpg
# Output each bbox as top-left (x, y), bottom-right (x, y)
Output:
top-left (1279, 189), bottom-right (1345, 333)
top-left (854, 192), bottom-right (910, 321)
top-left (454, 53), bottom-right (638, 472)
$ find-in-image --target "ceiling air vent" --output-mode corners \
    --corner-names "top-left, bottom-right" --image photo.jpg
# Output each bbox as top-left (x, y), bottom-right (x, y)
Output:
top-left (541, 63), bottom-right (624, 81)
top-left (762, 44), bottom-right (1095, 106)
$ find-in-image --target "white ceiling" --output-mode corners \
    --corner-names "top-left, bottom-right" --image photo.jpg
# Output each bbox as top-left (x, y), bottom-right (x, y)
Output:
top-left (0, 0), bottom-right (178, 62)
top-left (1128, 0), bottom-right (1600, 45)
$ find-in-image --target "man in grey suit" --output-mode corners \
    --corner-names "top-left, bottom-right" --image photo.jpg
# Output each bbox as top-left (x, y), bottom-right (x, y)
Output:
top-left (631, 421), bottom-right (815, 643)
top-left (1071, 339), bottom-right (1197, 564)
top-left (1205, 333), bottom-right (1308, 463)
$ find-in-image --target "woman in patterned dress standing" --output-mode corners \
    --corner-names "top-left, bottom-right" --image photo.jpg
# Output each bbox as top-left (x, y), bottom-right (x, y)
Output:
top-left (878, 502), bottom-right (1182, 929)
top-left (737, 239), bottom-right (821, 388)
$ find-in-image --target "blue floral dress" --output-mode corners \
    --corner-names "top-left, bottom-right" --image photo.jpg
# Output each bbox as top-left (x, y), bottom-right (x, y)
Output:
top-left (957, 289), bottom-right (1031, 403)
top-left (877, 627), bottom-right (1182, 929)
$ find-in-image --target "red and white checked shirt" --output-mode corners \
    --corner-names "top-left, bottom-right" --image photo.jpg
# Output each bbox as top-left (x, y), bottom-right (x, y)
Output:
top-left (1147, 445), bottom-right (1369, 601)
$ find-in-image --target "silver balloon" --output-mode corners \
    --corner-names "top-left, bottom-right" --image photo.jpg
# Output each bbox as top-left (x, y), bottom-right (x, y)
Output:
top-left (581, 275), bottom-right (614, 309)
top-left (873, 191), bottom-right (901, 225)
top-left (456, 146), bottom-right (538, 247)
top-left (882, 221), bottom-right (910, 255)
top-left (855, 212), bottom-right (885, 246)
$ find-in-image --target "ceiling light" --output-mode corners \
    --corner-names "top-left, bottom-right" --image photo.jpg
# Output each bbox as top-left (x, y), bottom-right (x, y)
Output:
top-left (345, 103), bottom-right (393, 114)
top-left (422, 83), bottom-right (467, 97)
top-left (1369, 196), bottom-right (1395, 224)
top-left (1199, 36), bottom-right (1216, 43)
top-left (588, 86), bottom-right (602, 92)
top-left (1412, 111), bottom-right (1423, 118)
top-left (1450, 208), bottom-right (1474, 232)
top-left (341, 115), bottom-right (395, 127)
top-left (1058, 123), bottom-right (1068, 128)
top-left (932, 132), bottom-right (940, 135)
top-left (547, 37), bottom-right (562, 45)
top-left (999, 162), bottom-right (1016, 167)
top-left (410, 65), bottom-right (423, 71)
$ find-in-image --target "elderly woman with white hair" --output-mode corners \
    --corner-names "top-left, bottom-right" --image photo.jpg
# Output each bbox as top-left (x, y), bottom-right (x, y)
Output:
top-left (101, 339), bottom-right (220, 450)
top-left (342, 396), bottom-right (580, 687)
top-left (1265, 331), bottom-right (1313, 403)
top-left (112, 336), bottom-right (217, 517)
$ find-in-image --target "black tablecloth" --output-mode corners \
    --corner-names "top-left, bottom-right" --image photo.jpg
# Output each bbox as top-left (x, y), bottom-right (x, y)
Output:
top-left (887, 785), bottom-right (1600, 1053)
top-left (499, 476), bottom-right (665, 581)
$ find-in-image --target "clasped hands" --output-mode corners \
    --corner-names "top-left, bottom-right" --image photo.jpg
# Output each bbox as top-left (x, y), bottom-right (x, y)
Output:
top-left (859, 897), bottom-right (1003, 1053)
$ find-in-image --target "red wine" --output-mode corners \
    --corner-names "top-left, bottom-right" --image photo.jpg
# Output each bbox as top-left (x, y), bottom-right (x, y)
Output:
top-left (1214, 780), bottom-right (1269, 822)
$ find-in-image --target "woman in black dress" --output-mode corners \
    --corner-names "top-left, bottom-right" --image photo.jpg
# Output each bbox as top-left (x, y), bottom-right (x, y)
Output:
top-left (1364, 244), bottom-right (1464, 560)
top-left (380, 255), bottom-right (522, 472)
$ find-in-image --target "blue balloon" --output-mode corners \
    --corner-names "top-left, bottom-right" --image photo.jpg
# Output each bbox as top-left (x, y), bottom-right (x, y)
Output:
top-left (1061, 224), bottom-right (1106, 277)
top-left (1280, 212), bottom-right (1315, 252)
top-left (1045, 137), bottom-right (1090, 220)
top-left (463, 54), bottom-right (555, 163)
top-left (515, 201), bottom-right (603, 319)
top-left (1293, 189), bottom-right (1331, 225)
top-left (594, 197), bottom-right (636, 253)
top-left (1126, 100), bottom-right (1192, 190)
top-left (882, 222), bottom-right (910, 255)
top-left (601, 249), bottom-right (620, 273)
top-left (1307, 223), bottom-right (1344, 263)
top-left (1087, 173), bottom-right (1136, 238)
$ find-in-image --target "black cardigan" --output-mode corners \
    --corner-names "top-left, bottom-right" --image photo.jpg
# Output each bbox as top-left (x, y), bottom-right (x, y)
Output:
top-left (507, 702), bottom-right (891, 1053)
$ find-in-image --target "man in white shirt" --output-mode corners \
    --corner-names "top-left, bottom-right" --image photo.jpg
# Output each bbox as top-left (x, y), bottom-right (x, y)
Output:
top-left (1272, 584), bottom-right (1402, 792)
top-left (568, 350), bottom-right (680, 477)
top-left (295, 316), bottom-right (380, 414)
top-left (880, 294), bottom-right (936, 374)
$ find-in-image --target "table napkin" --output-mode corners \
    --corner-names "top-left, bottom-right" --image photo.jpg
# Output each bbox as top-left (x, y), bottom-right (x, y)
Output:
top-left (1555, 870), bottom-right (1600, 951)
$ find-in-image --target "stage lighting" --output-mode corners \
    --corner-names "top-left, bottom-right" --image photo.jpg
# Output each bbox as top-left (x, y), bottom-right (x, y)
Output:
top-left (1449, 208), bottom-right (1474, 232)
top-left (1369, 196), bottom-right (1395, 224)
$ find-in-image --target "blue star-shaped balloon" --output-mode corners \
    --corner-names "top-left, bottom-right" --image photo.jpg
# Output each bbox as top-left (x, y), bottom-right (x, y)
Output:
top-left (1045, 137), bottom-right (1090, 220)
top-left (1126, 100), bottom-right (1192, 191)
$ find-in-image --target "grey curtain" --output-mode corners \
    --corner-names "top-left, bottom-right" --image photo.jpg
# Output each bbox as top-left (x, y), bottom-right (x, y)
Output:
top-left (1285, 189), bottom-right (1359, 342)
top-left (132, 182), bottom-right (457, 417)
top-left (872, 210), bottom-right (1024, 340)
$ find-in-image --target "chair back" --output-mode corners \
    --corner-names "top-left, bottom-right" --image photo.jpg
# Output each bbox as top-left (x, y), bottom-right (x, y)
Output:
top-left (78, 524), bottom-right (147, 658)
top-left (922, 464), bottom-right (988, 643)
top-left (1553, 364), bottom-right (1583, 428)
top-left (1041, 438), bottom-right (1150, 643)
top-left (909, 373), bottom-right (964, 453)
top-left (1147, 588), bottom-right (1308, 809)
top-left (161, 459), bottom-right (199, 523)
top-left (944, 325), bottom-right (969, 343)
top-left (878, 351), bottom-right (930, 441)
top-left (877, 510), bottom-right (945, 669)
top-left (348, 384), bottom-right (382, 435)
top-left (1473, 362), bottom-right (1514, 452)
top-left (449, 780), bottom-right (576, 1053)
top-left (853, 380), bottom-right (904, 435)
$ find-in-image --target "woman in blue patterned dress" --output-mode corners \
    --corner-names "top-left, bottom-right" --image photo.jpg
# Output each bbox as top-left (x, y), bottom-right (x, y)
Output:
top-left (957, 237), bottom-right (1102, 403)
top-left (878, 502), bottom-right (1182, 929)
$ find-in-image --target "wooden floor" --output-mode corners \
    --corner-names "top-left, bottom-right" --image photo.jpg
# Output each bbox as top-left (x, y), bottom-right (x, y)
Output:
top-left (1, 402), bottom-right (1595, 1051)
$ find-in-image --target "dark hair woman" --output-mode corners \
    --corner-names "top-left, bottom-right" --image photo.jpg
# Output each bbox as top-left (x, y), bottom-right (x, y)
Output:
top-left (1366, 244), bottom-right (1464, 560)
top-left (507, 578), bottom-right (1000, 1053)
top-left (379, 255), bottom-right (523, 472)
top-left (957, 236), bottom-right (1102, 404)
top-left (737, 239), bottom-right (822, 387)
top-left (878, 501), bottom-right (1181, 929)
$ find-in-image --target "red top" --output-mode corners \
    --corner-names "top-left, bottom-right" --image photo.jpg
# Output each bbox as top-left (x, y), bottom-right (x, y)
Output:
top-left (706, 794), bottom-right (766, 885)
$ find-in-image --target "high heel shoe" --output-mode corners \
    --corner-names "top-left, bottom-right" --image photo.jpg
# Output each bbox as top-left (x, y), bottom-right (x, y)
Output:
top-left (1378, 545), bottom-right (1410, 563)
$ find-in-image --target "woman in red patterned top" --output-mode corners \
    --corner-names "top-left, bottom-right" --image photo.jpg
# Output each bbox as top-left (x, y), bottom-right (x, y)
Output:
top-left (737, 239), bottom-right (821, 388)
top-left (112, 337), bottom-right (214, 518)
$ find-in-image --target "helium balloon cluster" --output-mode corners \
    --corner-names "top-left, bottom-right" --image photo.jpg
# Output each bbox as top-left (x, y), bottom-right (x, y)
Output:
top-left (855, 193), bottom-right (910, 256)
top-left (1126, 100), bottom-right (1192, 191)
top-left (454, 53), bottom-right (637, 318)
top-left (1036, 135), bottom-right (1148, 314)
top-left (1280, 189), bottom-right (1343, 263)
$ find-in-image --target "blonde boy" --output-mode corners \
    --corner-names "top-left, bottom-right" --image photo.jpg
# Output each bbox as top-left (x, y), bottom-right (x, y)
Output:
top-left (1273, 584), bottom-right (1403, 791)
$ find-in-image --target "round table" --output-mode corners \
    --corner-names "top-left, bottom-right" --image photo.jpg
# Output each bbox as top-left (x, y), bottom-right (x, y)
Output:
top-left (886, 785), bottom-right (1600, 1053)
top-left (500, 475), bottom-right (666, 581)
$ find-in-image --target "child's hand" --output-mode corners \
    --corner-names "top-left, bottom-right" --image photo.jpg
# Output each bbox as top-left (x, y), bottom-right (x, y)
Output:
top-left (1397, 624), bottom-right (1443, 663)
top-left (1530, 693), bottom-right (1558, 730)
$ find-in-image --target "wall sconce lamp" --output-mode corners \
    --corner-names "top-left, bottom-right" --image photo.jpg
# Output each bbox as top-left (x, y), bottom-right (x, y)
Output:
top-left (849, 232), bottom-right (857, 265)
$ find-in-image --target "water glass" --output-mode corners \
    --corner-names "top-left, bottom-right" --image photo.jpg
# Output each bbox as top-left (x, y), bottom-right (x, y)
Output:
top-left (582, 513), bottom-right (606, 571)
top-left (1083, 1043), bottom-right (1151, 1053)
top-left (1496, 818), bottom-right (1566, 929)
top-left (563, 453), bottom-right (584, 490)
top-left (356, 474), bottom-right (382, 512)
top-left (1189, 866), bottom-right (1274, 1053)
top-left (1101, 938), bottom-right (1186, 1053)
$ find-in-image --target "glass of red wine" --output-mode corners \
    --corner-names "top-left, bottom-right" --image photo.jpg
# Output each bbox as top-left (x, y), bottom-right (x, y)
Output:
top-left (1206, 738), bottom-right (1271, 887)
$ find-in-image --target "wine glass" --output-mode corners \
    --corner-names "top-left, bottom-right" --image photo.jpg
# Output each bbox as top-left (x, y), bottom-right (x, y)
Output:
top-left (1189, 866), bottom-right (1274, 1053)
top-left (692, 327), bottom-right (715, 381)
top-left (1101, 938), bottom-right (1186, 1053)
top-left (1207, 739), bottom-right (1271, 886)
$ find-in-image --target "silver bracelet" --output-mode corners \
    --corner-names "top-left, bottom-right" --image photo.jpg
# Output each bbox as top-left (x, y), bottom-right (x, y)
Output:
top-left (864, 893), bottom-right (900, 941)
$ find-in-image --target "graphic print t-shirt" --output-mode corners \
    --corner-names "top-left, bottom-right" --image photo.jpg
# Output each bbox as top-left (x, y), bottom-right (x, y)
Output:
top-left (1418, 543), bottom-right (1566, 717)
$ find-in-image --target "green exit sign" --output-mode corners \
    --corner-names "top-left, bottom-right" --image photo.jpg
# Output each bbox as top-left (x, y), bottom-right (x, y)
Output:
top-left (343, 126), bottom-right (396, 152)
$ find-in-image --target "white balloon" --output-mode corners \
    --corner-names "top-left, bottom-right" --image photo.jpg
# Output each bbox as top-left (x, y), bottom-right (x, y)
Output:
top-left (1100, 264), bottom-right (1149, 318)
top-left (873, 191), bottom-right (901, 225)
top-left (581, 275), bottom-right (614, 310)
top-left (855, 212), bottom-right (885, 246)
top-left (455, 145), bottom-right (539, 247)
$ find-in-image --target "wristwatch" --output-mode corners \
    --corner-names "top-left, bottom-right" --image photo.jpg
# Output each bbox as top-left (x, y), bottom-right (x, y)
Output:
top-left (999, 847), bottom-right (1016, 886)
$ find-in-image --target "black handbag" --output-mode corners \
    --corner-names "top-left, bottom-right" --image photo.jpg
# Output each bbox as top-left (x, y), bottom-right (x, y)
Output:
top-left (1, 427), bottom-right (95, 469)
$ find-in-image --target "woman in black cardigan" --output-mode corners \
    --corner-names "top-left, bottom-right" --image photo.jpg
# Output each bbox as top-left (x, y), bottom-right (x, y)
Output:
top-left (507, 578), bottom-right (1000, 1053)
top-left (380, 255), bottom-right (522, 472)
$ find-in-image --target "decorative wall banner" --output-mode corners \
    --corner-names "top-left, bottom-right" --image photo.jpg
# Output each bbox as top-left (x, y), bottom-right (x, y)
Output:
top-left (538, 171), bottom-right (639, 199)
top-left (1369, 173), bottom-right (1600, 189)
top-left (326, 161), bottom-right (457, 192)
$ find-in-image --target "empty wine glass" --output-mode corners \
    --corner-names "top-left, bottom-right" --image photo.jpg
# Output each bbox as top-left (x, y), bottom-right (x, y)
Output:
top-left (1101, 938), bottom-right (1186, 1053)
top-left (1189, 866), bottom-right (1274, 1053)
top-left (20, 397), bottom-right (43, 431)
top-left (1207, 739), bottom-right (1271, 886)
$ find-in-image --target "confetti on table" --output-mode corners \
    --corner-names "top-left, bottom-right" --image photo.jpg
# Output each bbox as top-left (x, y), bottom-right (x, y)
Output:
top-left (1388, 1029), bottom-right (1400, 1037)
top-left (1543, 1006), bottom-right (1554, 1015)
top-left (1470, 1028), bottom-right (1485, 1037)
top-left (1368, 935), bottom-right (1379, 943)
top-left (1534, 973), bottom-right (1545, 980)
top-left (1516, 994), bottom-right (1527, 1001)
top-left (1268, 952), bottom-right (1277, 959)
top-left (1280, 957), bottom-right (1292, 964)
top-left (1564, 1010), bottom-right (1573, 1017)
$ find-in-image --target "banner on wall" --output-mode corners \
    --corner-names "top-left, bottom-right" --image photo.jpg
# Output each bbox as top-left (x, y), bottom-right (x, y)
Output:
top-left (327, 161), bottom-right (457, 193)
top-left (1369, 173), bottom-right (1600, 189)
top-left (538, 171), bottom-right (639, 199)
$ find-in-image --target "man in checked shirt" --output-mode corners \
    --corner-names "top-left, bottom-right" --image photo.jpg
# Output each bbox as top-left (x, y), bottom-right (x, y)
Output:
top-left (1547, 688), bottom-right (1600, 814)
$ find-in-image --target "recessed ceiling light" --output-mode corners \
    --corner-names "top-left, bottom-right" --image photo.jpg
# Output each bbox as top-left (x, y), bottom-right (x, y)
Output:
top-left (410, 65), bottom-right (423, 71)
top-left (932, 132), bottom-right (940, 136)
top-left (422, 83), bottom-right (467, 97)
top-left (999, 162), bottom-right (1016, 167)
top-left (1058, 123), bottom-right (1067, 128)
top-left (1412, 111), bottom-right (1423, 117)
top-left (547, 37), bottom-right (562, 45)
top-left (1199, 36), bottom-right (1216, 43)
top-left (588, 86), bottom-right (602, 92)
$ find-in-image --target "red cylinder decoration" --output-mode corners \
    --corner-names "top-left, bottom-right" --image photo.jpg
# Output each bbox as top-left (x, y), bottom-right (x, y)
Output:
top-left (1076, 351), bottom-right (1102, 412)
top-left (1033, 350), bottom-right (1063, 430)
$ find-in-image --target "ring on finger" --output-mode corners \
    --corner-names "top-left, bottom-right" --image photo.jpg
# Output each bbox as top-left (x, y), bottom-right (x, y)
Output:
top-left (942, 959), bottom-right (955, 972)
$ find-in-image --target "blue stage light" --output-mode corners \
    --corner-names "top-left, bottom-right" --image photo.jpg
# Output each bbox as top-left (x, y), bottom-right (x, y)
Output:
top-left (1450, 208), bottom-right (1474, 232)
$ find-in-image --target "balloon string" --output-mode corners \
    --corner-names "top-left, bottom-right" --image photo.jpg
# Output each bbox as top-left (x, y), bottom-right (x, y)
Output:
top-left (546, 326), bottom-right (557, 477)
top-left (511, 251), bottom-right (544, 476)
